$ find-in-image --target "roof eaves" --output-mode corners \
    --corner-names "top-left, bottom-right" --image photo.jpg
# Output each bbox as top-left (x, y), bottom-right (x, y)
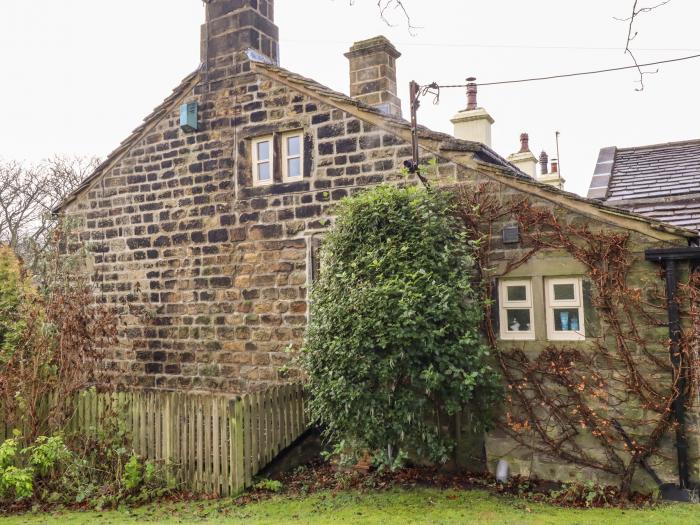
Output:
top-left (605, 192), bottom-right (700, 208)
top-left (487, 158), bottom-right (698, 239)
top-left (53, 68), bottom-right (202, 214)
top-left (251, 62), bottom-right (528, 178)
top-left (253, 62), bottom-right (696, 241)
top-left (473, 145), bottom-right (530, 179)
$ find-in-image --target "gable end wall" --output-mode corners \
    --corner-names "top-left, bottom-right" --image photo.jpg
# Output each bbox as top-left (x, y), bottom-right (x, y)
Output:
top-left (63, 72), bottom-right (461, 392)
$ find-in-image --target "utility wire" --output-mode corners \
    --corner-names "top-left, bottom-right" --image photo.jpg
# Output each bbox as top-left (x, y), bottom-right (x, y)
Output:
top-left (283, 38), bottom-right (700, 53)
top-left (429, 53), bottom-right (700, 89)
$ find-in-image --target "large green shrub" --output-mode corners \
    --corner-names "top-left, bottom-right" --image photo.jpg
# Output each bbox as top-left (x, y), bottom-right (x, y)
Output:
top-left (302, 185), bottom-right (501, 467)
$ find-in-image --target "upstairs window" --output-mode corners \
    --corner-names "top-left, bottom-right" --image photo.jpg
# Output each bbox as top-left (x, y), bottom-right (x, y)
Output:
top-left (545, 277), bottom-right (585, 341)
top-left (282, 132), bottom-right (303, 181)
top-left (499, 279), bottom-right (535, 340)
top-left (252, 136), bottom-right (273, 186)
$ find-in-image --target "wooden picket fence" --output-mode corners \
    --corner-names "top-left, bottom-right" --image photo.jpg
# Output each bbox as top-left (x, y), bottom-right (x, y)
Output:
top-left (1, 384), bottom-right (307, 496)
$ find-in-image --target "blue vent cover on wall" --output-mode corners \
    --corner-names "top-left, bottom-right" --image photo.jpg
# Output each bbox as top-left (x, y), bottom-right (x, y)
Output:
top-left (180, 102), bottom-right (198, 132)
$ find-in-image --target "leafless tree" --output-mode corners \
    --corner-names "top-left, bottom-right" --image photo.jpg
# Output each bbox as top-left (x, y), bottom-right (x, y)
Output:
top-left (0, 156), bottom-right (98, 265)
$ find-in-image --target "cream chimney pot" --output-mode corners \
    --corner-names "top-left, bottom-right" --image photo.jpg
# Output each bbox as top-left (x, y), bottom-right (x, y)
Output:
top-left (450, 80), bottom-right (494, 147)
top-left (507, 133), bottom-right (538, 178)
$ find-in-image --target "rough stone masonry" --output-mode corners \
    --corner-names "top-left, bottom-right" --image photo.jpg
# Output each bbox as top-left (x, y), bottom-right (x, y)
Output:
top-left (55, 0), bottom-right (700, 488)
top-left (59, 0), bottom-right (444, 392)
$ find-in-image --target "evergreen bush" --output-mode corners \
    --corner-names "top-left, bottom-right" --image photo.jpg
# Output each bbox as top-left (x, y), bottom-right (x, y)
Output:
top-left (302, 185), bottom-right (501, 467)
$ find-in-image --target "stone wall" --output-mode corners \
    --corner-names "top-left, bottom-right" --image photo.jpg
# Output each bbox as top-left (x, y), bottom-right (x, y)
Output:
top-left (61, 58), bottom-right (697, 489)
top-left (470, 182), bottom-right (700, 489)
top-left (63, 68), bottom-right (459, 392)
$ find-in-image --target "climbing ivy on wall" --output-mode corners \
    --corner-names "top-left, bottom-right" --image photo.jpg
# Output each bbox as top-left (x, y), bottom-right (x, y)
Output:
top-left (454, 183), bottom-right (698, 496)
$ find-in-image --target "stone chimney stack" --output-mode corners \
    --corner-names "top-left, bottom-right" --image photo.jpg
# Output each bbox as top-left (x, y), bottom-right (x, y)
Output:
top-left (507, 133), bottom-right (538, 178)
top-left (201, 0), bottom-right (279, 78)
top-left (345, 36), bottom-right (402, 117)
top-left (451, 79), bottom-right (494, 147)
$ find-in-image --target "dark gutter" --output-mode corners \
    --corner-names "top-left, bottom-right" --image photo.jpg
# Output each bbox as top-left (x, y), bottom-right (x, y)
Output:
top-left (645, 246), bottom-right (700, 491)
top-left (646, 247), bottom-right (700, 262)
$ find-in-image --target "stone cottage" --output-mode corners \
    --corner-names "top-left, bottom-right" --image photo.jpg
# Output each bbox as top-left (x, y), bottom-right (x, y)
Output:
top-left (56, 0), bottom-right (699, 488)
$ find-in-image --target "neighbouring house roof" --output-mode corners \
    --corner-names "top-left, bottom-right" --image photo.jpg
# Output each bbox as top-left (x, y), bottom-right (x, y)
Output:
top-left (587, 139), bottom-right (700, 232)
top-left (54, 59), bottom-right (698, 243)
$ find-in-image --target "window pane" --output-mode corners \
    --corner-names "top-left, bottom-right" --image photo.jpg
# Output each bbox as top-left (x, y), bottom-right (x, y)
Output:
top-left (258, 161), bottom-right (270, 181)
top-left (507, 285), bottom-right (527, 302)
top-left (257, 140), bottom-right (270, 161)
top-left (287, 135), bottom-right (301, 156)
top-left (553, 283), bottom-right (575, 301)
top-left (553, 308), bottom-right (580, 331)
top-left (287, 157), bottom-right (301, 178)
top-left (505, 309), bottom-right (531, 332)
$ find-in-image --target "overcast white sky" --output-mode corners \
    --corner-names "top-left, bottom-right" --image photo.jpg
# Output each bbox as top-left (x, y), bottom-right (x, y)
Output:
top-left (1, 0), bottom-right (699, 197)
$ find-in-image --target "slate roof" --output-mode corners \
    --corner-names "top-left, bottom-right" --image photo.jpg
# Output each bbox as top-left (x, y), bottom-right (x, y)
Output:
top-left (253, 61), bottom-right (697, 240)
top-left (587, 139), bottom-right (700, 231)
top-left (53, 57), bottom-right (698, 241)
top-left (252, 63), bottom-right (533, 180)
top-left (627, 197), bottom-right (700, 231)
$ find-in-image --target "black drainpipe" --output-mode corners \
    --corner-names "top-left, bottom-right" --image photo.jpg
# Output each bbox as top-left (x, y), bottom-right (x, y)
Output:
top-left (645, 246), bottom-right (700, 490)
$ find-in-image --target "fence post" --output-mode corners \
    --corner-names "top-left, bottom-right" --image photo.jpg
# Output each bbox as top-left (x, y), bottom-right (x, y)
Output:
top-left (211, 396), bottom-right (220, 495)
top-left (188, 394), bottom-right (195, 489)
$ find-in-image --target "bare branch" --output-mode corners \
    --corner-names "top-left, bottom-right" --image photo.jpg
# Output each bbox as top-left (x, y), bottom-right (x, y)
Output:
top-left (614, 0), bottom-right (672, 21)
top-left (617, 0), bottom-right (672, 90)
top-left (348, 0), bottom-right (419, 34)
top-left (378, 0), bottom-right (417, 33)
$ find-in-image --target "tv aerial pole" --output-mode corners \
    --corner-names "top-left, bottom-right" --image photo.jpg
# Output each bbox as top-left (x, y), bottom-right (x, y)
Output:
top-left (406, 80), bottom-right (438, 189)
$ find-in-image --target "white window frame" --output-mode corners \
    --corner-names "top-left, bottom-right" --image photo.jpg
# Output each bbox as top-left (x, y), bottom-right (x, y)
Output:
top-left (499, 279), bottom-right (535, 341)
top-left (282, 131), bottom-right (304, 182)
top-left (252, 135), bottom-right (274, 186)
top-left (545, 277), bottom-right (585, 341)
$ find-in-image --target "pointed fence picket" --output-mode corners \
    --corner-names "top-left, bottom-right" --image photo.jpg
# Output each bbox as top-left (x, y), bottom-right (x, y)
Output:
top-left (0, 383), bottom-right (307, 497)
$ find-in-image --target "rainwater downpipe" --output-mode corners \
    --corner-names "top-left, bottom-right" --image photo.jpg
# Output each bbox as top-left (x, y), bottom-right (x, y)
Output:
top-left (645, 246), bottom-right (700, 490)
top-left (664, 258), bottom-right (690, 489)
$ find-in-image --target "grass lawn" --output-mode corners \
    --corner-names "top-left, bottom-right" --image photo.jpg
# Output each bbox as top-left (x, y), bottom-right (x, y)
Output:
top-left (0, 488), bottom-right (698, 525)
